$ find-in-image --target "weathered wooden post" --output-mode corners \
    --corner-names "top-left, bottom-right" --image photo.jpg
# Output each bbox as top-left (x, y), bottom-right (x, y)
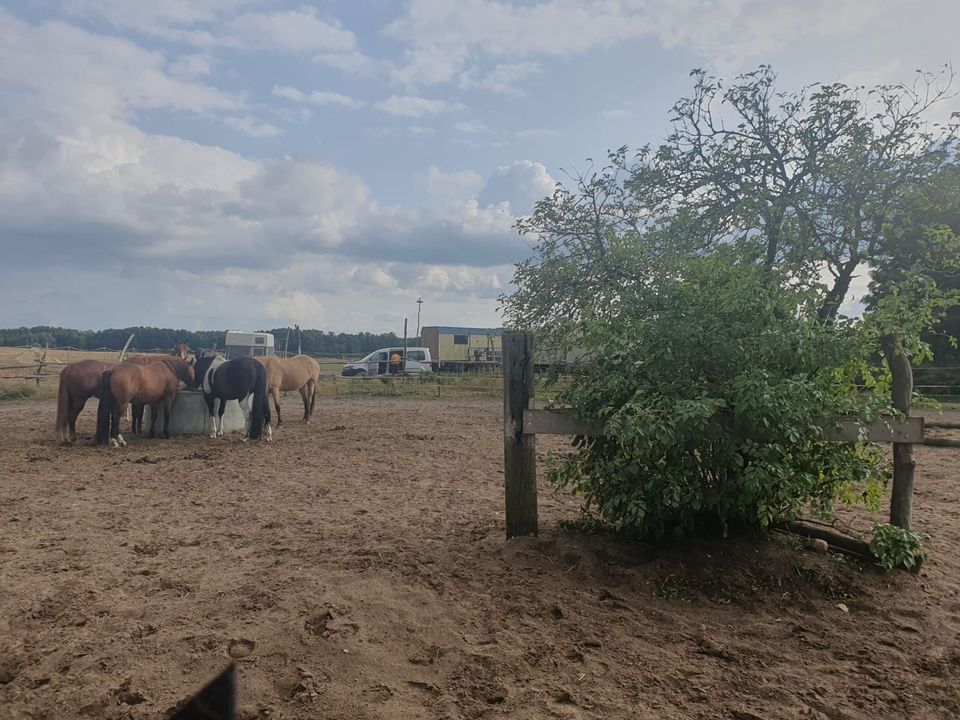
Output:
top-left (502, 331), bottom-right (537, 538)
top-left (881, 334), bottom-right (916, 530)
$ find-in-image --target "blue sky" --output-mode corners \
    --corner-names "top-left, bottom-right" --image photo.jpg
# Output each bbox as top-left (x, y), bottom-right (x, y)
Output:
top-left (1, 0), bottom-right (957, 333)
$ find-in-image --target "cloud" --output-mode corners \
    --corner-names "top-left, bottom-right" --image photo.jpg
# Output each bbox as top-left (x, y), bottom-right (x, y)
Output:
top-left (223, 115), bottom-right (283, 138)
top-left (385, 0), bottom-right (901, 87)
top-left (419, 166), bottom-right (484, 198)
top-left (478, 160), bottom-right (556, 213)
top-left (272, 85), bottom-right (363, 109)
top-left (516, 128), bottom-right (560, 139)
top-left (454, 120), bottom-right (489, 134)
top-left (0, 9), bottom-right (241, 119)
top-left (266, 291), bottom-right (326, 324)
top-left (374, 95), bottom-right (464, 118)
top-left (226, 7), bottom-right (356, 54)
top-left (66, 1), bottom-right (378, 74)
top-left (459, 61), bottom-right (542, 95)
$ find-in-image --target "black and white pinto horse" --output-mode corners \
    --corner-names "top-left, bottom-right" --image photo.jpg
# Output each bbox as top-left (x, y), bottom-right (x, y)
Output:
top-left (194, 353), bottom-right (272, 441)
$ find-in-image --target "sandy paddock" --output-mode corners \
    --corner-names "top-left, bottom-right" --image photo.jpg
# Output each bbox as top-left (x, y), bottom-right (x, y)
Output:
top-left (1, 396), bottom-right (959, 720)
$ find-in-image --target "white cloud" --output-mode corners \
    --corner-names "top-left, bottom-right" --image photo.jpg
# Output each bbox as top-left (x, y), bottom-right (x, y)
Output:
top-left (385, 0), bottom-right (903, 87)
top-left (459, 61), bottom-right (542, 95)
top-left (266, 291), bottom-right (326, 324)
top-left (419, 166), bottom-right (484, 198)
top-left (454, 120), bottom-right (489, 134)
top-left (478, 160), bottom-right (556, 213)
top-left (168, 53), bottom-right (215, 79)
top-left (516, 128), bottom-right (560, 140)
top-left (374, 95), bottom-right (464, 118)
top-left (0, 9), bottom-right (241, 118)
top-left (272, 85), bottom-right (363, 109)
top-left (227, 7), bottom-right (356, 54)
top-left (223, 115), bottom-right (283, 138)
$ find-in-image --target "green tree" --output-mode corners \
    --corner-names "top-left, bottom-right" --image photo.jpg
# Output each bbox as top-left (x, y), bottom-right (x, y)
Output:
top-left (506, 66), bottom-right (960, 539)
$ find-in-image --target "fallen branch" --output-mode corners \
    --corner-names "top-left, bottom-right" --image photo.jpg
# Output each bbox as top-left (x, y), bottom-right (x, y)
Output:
top-left (778, 520), bottom-right (876, 562)
top-left (924, 437), bottom-right (960, 448)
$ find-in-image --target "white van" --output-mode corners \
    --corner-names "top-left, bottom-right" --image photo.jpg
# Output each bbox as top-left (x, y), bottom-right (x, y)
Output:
top-left (341, 347), bottom-right (433, 377)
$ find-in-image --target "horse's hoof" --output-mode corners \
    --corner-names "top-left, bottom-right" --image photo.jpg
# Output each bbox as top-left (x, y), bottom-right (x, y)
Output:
top-left (117, 435), bottom-right (127, 448)
top-left (209, 433), bottom-right (217, 439)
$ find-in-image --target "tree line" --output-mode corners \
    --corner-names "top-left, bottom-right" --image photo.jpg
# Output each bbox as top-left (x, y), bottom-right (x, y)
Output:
top-left (0, 326), bottom-right (407, 357)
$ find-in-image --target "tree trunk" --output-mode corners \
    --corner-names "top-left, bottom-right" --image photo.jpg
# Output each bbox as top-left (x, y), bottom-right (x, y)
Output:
top-left (818, 259), bottom-right (858, 321)
top-left (880, 334), bottom-right (915, 530)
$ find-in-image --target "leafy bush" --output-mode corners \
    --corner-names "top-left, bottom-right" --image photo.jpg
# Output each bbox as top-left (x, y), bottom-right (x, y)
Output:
top-left (547, 255), bottom-right (890, 539)
top-left (870, 523), bottom-right (928, 571)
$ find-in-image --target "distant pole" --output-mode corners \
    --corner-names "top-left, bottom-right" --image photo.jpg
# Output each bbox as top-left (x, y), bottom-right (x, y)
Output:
top-left (296, 324), bottom-right (302, 355)
top-left (403, 318), bottom-right (408, 370)
top-left (119, 334), bottom-right (135, 360)
top-left (416, 297), bottom-right (423, 341)
top-left (284, 328), bottom-right (291, 358)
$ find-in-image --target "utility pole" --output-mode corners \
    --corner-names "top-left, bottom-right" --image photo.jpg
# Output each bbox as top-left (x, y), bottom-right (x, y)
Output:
top-left (416, 297), bottom-right (423, 341)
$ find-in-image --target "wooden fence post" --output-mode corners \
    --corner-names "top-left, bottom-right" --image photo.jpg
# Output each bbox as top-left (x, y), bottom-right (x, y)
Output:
top-left (882, 334), bottom-right (916, 530)
top-left (503, 331), bottom-right (537, 538)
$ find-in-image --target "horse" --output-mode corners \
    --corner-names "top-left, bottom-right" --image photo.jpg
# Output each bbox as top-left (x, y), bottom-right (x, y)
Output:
top-left (95, 358), bottom-right (194, 447)
top-left (54, 342), bottom-right (190, 444)
top-left (194, 354), bottom-right (272, 441)
top-left (254, 354), bottom-right (320, 425)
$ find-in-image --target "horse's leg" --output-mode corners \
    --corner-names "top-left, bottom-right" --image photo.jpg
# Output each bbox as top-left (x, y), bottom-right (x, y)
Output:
top-left (307, 379), bottom-right (318, 422)
top-left (149, 404), bottom-right (158, 438)
top-left (240, 395), bottom-right (251, 440)
top-left (272, 386), bottom-right (282, 426)
top-left (219, 398), bottom-right (228, 438)
top-left (113, 402), bottom-right (128, 448)
top-left (299, 385), bottom-right (310, 422)
top-left (204, 394), bottom-right (217, 438)
top-left (69, 396), bottom-right (86, 443)
top-left (163, 395), bottom-right (173, 439)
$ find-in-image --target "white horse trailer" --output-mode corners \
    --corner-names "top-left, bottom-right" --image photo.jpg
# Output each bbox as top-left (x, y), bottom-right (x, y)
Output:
top-left (224, 331), bottom-right (275, 359)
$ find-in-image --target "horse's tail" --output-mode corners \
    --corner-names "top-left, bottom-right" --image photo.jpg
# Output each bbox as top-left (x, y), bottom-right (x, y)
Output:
top-left (55, 369), bottom-right (71, 439)
top-left (249, 362), bottom-right (269, 440)
top-left (95, 371), bottom-right (114, 445)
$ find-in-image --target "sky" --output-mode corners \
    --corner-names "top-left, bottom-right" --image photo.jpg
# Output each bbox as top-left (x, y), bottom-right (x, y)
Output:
top-left (1, 0), bottom-right (958, 333)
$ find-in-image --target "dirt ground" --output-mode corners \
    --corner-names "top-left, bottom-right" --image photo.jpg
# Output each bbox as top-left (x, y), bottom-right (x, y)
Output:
top-left (1, 397), bottom-right (958, 720)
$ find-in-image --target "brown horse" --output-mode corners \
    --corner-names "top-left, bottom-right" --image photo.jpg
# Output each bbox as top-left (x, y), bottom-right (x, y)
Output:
top-left (254, 354), bottom-right (320, 425)
top-left (55, 343), bottom-right (189, 443)
top-left (96, 358), bottom-right (194, 447)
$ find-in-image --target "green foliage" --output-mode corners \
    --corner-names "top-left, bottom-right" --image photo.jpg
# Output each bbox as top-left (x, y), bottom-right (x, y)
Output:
top-left (870, 523), bottom-right (928, 571)
top-left (547, 254), bottom-right (890, 538)
top-left (506, 64), bottom-right (960, 542)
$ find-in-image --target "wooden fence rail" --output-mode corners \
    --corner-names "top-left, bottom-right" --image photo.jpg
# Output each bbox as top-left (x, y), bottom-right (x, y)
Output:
top-left (502, 330), bottom-right (936, 539)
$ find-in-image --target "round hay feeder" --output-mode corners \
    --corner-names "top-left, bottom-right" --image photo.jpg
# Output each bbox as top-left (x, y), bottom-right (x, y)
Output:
top-left (154, 390), bottom-right (246, 436)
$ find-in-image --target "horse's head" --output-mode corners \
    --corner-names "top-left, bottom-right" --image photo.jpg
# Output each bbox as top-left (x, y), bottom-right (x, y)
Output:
top-left (178, 361), bottom-right (195, 388)
top-left (172, 341), bottom-right (189, 360)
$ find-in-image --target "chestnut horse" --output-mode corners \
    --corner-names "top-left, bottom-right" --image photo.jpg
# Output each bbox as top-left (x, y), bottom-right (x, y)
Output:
top-left (55, 343), bottom-right (188, 443)
top-left (254, 354), bottom-right (320, 425)
top-left (95, 358), bottom-right (194, 447)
